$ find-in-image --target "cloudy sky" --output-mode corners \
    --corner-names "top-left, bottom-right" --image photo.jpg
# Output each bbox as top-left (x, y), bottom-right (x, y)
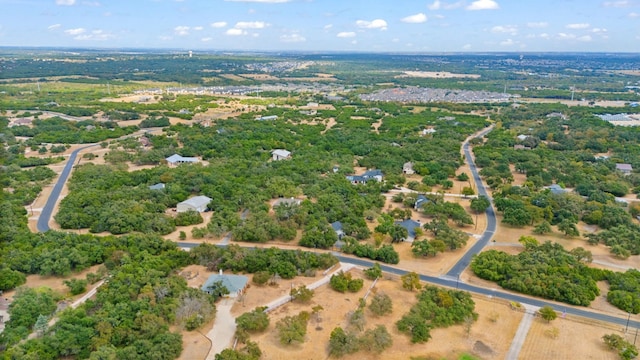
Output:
top-left (1, 0), bottom-right (639, 52)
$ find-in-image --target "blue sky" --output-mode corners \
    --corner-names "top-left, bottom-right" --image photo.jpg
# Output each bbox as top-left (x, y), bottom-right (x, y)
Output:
top-left (1, 0), bottom-right (639, 52)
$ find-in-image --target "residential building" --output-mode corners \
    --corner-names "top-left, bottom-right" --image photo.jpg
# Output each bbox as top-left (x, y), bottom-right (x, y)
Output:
top-left (331, 221), bottom-right (345, 240)
top-left (346, 169), bottom-right (383, 184)
top-left (394, 219), bottom-right (422, 242)
top-left (257, 115), bottom-right (278, 121)
top-left (166, 154), bottom-right (199, 166)
top-left (177, 195), bottom-right (212, 213)
top-left (546, 184), bottom-right (568, 195)
top-left (414, 194), bottom-right (430, 210)
top-left (403, 162), bottom-right (415, 175)
top-left (616, 163), bottom-right (633, 175)
top-left (201, 270), bottom-right (248, 298)
top-left (272, 149), bottom-right (291, 161)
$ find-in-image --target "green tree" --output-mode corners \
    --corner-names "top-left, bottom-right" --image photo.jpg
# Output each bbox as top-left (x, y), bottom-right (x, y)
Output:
top-left (0, 268), bottom-right (26, 291)
top-left (64, 278), bottom-right (88, 295)
top-left (235, 307), bottom-right (269, 343)
top-left (364, 263), bottom-right (382, 280)
top-left (470, 195), bottom-right (490, 213)
top-left (558, 219), bottom-right (579, 237)
top-left (389, 224), bottom-right (408, 243)
top-left (461, 186), bottom-right (475, 198)
top-left (360, 325), bottom-right (393, 353)
top-left (33, 314), bottom-right (49, 337)
top-left (328, 327), bottom-right (359, 357)
top-left (401, 272), bottom-right (422, 292)
top-left (533, 221), bottom-right (552, 235)
top-left (369, 292), bottom-right (393, 316)
top-left (276, 311), bottom-right (310, 345)
top-left (502, 207), bottom-right (533, 227)
top-left (290, 285), bottom-right (314, 303)
top-left (538, 306), bottom-right (557, 323)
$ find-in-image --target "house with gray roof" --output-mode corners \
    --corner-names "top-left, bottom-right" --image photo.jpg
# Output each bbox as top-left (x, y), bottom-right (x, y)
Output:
top-left (202, 270), bottom-right (248, 298)
top-left (395, 219), bottom-right (422, 242)
top-left (331, 221), bottom-right (345, 240)
top-left (177, 195), bottom-right (212, 213)
top-left (346, 169), bottom-right (383, 184)
top-left (547, 184), bottom-right (568, 195)
top-left (149, 183), bottom-right (165, 191)
top-left (414, 194), bottom-right (430, 210)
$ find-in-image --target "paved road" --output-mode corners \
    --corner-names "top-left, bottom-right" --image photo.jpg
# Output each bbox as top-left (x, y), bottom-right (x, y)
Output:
top-left (36, 144), bottom-right (99, 232)
top-left (176, 242), bottom-right (640, 330)
top-left (447, 125), bottom-right (497, 277)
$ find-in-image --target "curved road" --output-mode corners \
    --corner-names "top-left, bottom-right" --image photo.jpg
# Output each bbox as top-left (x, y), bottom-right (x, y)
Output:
top-left (447, 125), bottom-right (497, 277)
top-left (176, 241), bottom-right (640, 330)
top-left (36, 144), bottom-right (99, 232)
top-left (35, 122), bottom-right (640, 333)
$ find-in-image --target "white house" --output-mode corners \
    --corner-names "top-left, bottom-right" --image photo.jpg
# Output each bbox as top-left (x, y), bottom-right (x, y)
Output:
top-left (177, 195), bottom-right (212, 213)
top-left (166, 154), bottom-right (199, 166)
top-left (403, 162), bottom-right (415, 175)
top-left (272, 149), bottom-right (291, 161)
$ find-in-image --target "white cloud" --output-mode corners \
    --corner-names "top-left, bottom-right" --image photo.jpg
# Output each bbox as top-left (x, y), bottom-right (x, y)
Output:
top-left (82, 1), bottom-right (101, 6)
top-left (193, 26), bottom-right (203, 31)
top-left (324, 24), bottom-right (333, 30)
top-left (566, 23), bottom-right (590, 29)
top-left (64, 28), bottom-right (86, 35)
top-left (224, 0), bottom-right (291, 2)
top-left (491, 25), bottom-right (517, 35)
top-left (592, 27), bottom-right (607, 33)
top-left (337, 31), bottom-right (356, 38)
top-left (401, 13), bottom-right (427, 24)
top-left (500, 38), bottom-right (516, 46)
top-left (603, 0), bottom-right (631, 7)
top-left (539, 33), bottom-right (550, 39)
top-left (56, 0), bottom-right (76, 5)
top-left (557, 32), bottom-right (591, 41)
top-left (226, 28), bottom-right (247, 36)
top-left (356, 19), bottom-right (388, 30)
top-left (174, 26), bottom-right (190, 36)
top-left (74, 29), bottom-right (113, 41)
top-left (48, 24), bottom-right (61, 31)
top-left (201, 37), bottom-right (213, 42)
top-left (280, 33), bottom-right (306, 43)
top-left (235, 21), bottom-right (267, 29)
top-left (557, 32), bottom-right (576, 40)
top-left (428, 0), bottom-right (464, 10)
top-left (527, 22), bottom-right (548, 28)
top-left (463, 43), bottom-right (472, 49)
top-left (211, 22), bottom-right (227, 28)
top-left (466, 0), bottom-right (499, 10)
top-left (629, 12), bottom-right (640, 17)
